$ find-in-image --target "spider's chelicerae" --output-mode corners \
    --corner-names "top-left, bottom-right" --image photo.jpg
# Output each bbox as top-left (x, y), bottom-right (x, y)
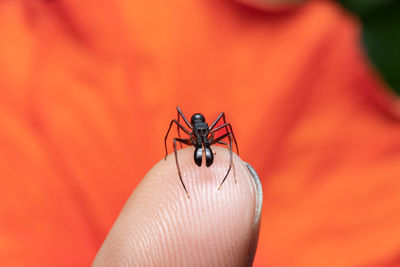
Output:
top-left (164, 107), bottom-right (239, 198)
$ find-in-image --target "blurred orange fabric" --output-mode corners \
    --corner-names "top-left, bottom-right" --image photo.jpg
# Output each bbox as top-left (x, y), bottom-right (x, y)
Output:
top-left (0, 0), bottom-right (399, 266)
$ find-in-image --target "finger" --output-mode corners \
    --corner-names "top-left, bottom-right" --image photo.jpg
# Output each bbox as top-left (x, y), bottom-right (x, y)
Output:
top-left (93, 146), bottom-right (262, 267)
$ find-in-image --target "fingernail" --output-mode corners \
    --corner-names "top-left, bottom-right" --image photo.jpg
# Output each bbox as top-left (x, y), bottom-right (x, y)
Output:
top-left (244, 162), bottom-right (263, 227)
top-left (244, 162), bottom-right (263, 266)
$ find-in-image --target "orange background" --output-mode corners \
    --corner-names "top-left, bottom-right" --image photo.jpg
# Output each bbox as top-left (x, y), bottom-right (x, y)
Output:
top-left (0, 0), bottom-right (400, 266)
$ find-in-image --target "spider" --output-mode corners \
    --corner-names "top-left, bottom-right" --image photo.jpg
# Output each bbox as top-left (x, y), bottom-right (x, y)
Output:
top-left (164, 107), bottom-right (239, 198)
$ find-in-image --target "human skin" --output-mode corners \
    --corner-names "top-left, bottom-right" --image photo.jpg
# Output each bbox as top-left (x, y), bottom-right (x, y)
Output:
top-left (93, 146), bottom-right (263, 266)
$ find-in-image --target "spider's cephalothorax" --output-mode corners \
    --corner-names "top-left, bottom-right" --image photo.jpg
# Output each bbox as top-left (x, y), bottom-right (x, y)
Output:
top-left (164, 107), bottom-right (239, 198)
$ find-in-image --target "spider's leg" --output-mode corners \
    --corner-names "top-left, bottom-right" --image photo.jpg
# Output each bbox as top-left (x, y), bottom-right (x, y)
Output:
top-left (177, 107), bottom-right (193, 148)
top-left (165, 120), bottom-right (191, 159)
top-left (210, 123), bottom-right (239, 155)
top-left (173, 138), bottom-right (192, 198)
top-left (177, 107), bottom-right (193, 129)
top-left (211, 132), bottom-right (233, 181)
top-left (209, 112), bottom-right (225, 131)
top-left (215, 133), bottom-right (233, 190)
top-left (177, 109), bottom-right (182, 148)
top-left (209, 133), bottom-right (216, 155)
top-left (215, 139), bottom-right (236, 184)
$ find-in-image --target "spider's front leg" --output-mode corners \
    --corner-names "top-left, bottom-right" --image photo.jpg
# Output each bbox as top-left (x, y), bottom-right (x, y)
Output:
top-left (211, 132), bottom-right (234, 190)
top-left (173, 137), bottom-right (192, 199)
top-left (215, 140), bottom-right (236, 184)
top-left (208, 133), bottom-right (217, 156)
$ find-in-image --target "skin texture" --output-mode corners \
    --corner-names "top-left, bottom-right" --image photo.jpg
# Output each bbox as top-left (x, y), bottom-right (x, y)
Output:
top-left (93, 146), bottom-right (262, 267)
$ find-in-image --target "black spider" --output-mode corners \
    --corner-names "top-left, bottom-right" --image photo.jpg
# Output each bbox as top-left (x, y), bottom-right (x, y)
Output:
top-left (164, 107), bottom-right (239, 198)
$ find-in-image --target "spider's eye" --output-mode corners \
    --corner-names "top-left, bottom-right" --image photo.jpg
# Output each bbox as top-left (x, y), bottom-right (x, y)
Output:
top-left (196, 129), bottom-right (201, 134)
top-left (201, 129), bottom-right (207, 134)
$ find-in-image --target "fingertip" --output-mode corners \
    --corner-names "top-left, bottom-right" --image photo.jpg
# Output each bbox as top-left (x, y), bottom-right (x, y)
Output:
top-left (94, 146), bottom-right (262, 266)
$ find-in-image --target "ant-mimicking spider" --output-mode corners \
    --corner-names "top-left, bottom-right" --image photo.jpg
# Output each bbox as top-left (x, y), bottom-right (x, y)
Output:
top-left (164, 107), bottom-right (239, 198)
